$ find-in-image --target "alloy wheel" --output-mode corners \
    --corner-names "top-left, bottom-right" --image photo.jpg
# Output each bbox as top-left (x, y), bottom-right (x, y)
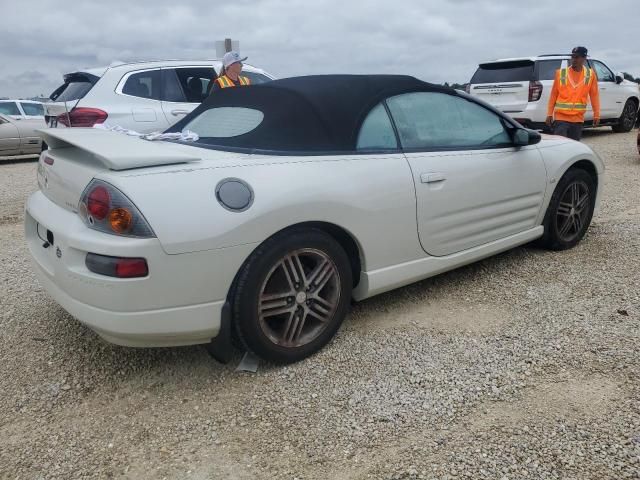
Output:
top-left (258, 248), bottom-right (341, 348)
top-left (555, 180), bottom-right (591, 243)
top-left (622, 102), bottom-right (637, 131)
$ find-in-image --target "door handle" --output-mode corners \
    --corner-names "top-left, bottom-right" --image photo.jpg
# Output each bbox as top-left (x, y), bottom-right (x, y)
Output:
top-left (171, 109), bottom-right (189, 116)
top-left (420, 172), bottom-right (446, 184)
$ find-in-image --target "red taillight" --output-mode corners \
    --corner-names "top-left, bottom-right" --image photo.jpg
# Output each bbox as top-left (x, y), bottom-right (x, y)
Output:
top-left (115, 258), bottom-right (149, 278)
top-left (87, 185), bottom-right (111, 220)
top-left (529, 81), bottom-right (543, 102)
top-left (86, 253), bottom-right (148, 278)
top-left (57, 107), bottom-right (108, 127)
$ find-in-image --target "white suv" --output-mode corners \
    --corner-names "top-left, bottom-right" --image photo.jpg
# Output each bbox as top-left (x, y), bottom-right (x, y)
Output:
top-left (44, 60), bottom-right (274, 134)
top-left (467, 54), bottom-right (640, 132)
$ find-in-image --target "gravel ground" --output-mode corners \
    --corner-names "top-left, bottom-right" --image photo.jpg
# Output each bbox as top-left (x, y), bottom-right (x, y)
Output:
top-left (0, 130), bottom-right (639, 480)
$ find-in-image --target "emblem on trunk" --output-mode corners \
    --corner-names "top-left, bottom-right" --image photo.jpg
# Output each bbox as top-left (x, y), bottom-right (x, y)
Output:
top-left (56, 247), bottom-right (62, 259)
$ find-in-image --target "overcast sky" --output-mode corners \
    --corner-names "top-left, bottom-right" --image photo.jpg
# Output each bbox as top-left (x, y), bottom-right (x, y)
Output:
top-left (1, 0), bottom-right (639, 98)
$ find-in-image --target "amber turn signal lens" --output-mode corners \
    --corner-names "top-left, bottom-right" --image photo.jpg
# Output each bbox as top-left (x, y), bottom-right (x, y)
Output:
top-left (109, 207), bottom-right (133, 234)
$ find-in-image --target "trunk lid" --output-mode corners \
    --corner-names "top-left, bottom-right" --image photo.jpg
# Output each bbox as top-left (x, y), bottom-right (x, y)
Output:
top-left (469, 60), bottom-right (534, 113)
top-left (37, 128), bottom-right (200, 213)
top-left (45, 71), bottom-right (101, 127)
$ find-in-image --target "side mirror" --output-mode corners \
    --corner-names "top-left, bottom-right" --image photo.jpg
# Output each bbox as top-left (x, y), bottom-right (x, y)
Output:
top-left (615, 73), bottom-right (624, 84)
top-left (513, 128), bottom-right (541, 147)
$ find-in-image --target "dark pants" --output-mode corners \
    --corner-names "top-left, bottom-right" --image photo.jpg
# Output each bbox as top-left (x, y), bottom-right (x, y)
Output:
top-left (553, 121), bottom-right (583, 141)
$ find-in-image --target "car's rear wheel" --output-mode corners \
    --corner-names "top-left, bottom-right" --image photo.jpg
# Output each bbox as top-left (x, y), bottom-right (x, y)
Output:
top-left (538, 168), bottom-right (596, 250)
top-left (612, 99), bottom-right (638, 133)
top-left (233, 228), bottom-right (352, 363)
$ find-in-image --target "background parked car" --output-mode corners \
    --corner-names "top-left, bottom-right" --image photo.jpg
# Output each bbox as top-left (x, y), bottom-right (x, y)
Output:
top-left (44, 60), bottom-right (274, 134)
top-left (0, 113), bottom-right (43, 156)
top-left (0, 100), bottom-right (45, 120)
top-left (467, 54), bottom-right (640, 132)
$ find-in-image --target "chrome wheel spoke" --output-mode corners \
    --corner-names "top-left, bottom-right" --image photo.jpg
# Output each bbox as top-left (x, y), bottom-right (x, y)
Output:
top-left (571, 183), bottom-right (580, 205)
top-left (282, 310), bottom-right (301, 343)
top-left (557, 201), bottom-right (572, 217)
top-left (559, 216), bottom-right (574, 237)
top-left (576, 193), bottom-right (590, 212)
top-left (307, 259), bottom-right (330, 288)
top-left (307, 302), bottom-right (331, 323)
top-left (260, 292), bottom-right (294, 313)
top-left (314, 267), bottom-right (335, 293)
top-left (283, 254), bottom-right (306, 288)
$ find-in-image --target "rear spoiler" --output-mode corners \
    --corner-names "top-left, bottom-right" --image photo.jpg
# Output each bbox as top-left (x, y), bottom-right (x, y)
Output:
top-left (38, 128), bottom-right (200, 171)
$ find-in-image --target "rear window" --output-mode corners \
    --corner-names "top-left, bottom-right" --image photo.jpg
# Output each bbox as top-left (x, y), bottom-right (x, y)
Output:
top-left (21, 103), bottom-right (45, 116)
top-left (535, 60), bottom-right (563, 81)
top-left (184, 107), bottom-right (264, 137)
top-left (50, 74), bottom-right (98, 102)
top-left (471, 60), bottom-right (535, 84)
top-left (0, 102), bottom-right (20, 116)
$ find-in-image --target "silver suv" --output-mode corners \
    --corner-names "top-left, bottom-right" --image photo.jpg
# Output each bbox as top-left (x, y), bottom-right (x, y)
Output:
top-left (467, 54), bottom-right (639, 132)
top-left (45, 59), bottom-right (274, 134)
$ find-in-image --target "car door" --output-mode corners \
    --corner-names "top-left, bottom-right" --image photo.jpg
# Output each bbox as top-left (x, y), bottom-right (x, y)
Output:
top-left (385, 91), bottom-right (548, 257)
top-left (0, 116), bottom-right (20, 154)
top-left (14, 119), bottom-right (43, 153)
top-left (589, 59), bottom-right (623, 120)
top-left (160, 67), bottom-right (216, 127)
top-left (116, 69), bottom-right (169, 132)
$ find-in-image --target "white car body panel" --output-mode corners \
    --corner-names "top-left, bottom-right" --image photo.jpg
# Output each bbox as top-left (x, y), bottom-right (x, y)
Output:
top-left (26, 122), bottom-right (604, 347)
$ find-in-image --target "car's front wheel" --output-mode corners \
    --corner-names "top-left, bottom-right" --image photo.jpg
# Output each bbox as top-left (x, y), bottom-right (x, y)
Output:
top-left (612, 99), bottom-right (638, 133)
top-left (233, 228), bottom-right (353, 363)
top-left (538, 168), bottom-right (596, 250)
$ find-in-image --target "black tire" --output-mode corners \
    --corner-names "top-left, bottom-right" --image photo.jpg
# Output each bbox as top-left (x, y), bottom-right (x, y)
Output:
top-left (232, 228), bottom-right (353, 363)
top-left (612, 99), bottom-right (638, 133)
top-left (537, 168), bottom-right (596, 250)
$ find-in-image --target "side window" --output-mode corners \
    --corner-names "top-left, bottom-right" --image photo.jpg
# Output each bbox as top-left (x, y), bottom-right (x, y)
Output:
top-left (536, 60), bottom-right (562, 81)
top-left (161, 69), bottom-right (187, 102)
top-left (386, 92), bottom-right (512, 150)
top-left (356, 103), bottom-right (398, 150)
top-left (242, 72), bottom-right (272, 85)
top-left (0, 102), bottom-right (21, 116)
top-left (122, 70), bottom-right (161, 99)
top-left (173, 68), bottom-right (216, 103)
top-left (590, 60), bottom-right (614, 82)
top-left (21, 103), bottom-right (44, 116)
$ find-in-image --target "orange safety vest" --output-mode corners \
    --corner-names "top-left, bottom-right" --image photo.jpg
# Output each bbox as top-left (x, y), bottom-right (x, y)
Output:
top-left (215, 75), bottom-right (251, 89)
top-left (553, 66), bottom-right (594, 115)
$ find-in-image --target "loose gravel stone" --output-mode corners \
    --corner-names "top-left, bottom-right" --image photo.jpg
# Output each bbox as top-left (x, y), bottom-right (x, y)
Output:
top-left (0, 130), bottom-right (639, 479)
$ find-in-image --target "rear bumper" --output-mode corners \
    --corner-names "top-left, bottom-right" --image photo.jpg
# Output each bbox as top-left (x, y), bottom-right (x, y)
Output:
top-left (25, 190), bottom-right (255, 347)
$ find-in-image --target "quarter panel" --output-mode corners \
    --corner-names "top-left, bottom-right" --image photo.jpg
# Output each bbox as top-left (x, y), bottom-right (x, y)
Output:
top-left (107, 153), bottom-right (424, 271)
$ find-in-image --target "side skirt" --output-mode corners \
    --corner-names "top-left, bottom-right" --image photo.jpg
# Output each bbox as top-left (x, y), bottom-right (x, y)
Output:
top-left (353, 226), bottom-right (544, 301)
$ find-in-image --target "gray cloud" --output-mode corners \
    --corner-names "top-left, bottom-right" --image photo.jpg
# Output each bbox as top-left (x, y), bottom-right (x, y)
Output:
top-left (1, 0), bottom-right (638, 98)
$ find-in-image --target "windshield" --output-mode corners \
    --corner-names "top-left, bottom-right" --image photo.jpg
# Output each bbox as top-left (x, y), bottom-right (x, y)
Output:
top-left (471, 60), bottom-right (535, 83)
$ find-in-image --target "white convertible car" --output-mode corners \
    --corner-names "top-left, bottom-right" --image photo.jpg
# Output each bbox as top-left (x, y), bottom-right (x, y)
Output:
top-left (26, 75), bottom-right (604, 363)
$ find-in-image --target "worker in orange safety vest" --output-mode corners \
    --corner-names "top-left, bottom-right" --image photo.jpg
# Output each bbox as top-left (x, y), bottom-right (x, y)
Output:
top-left (546, 46), bottom-right (600, 141)
top-left (210, 51), bottom-right (251, 93)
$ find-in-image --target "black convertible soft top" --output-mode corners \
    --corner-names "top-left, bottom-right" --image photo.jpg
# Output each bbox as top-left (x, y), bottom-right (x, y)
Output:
top-left (168, 74), bottom-right (454, 153)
